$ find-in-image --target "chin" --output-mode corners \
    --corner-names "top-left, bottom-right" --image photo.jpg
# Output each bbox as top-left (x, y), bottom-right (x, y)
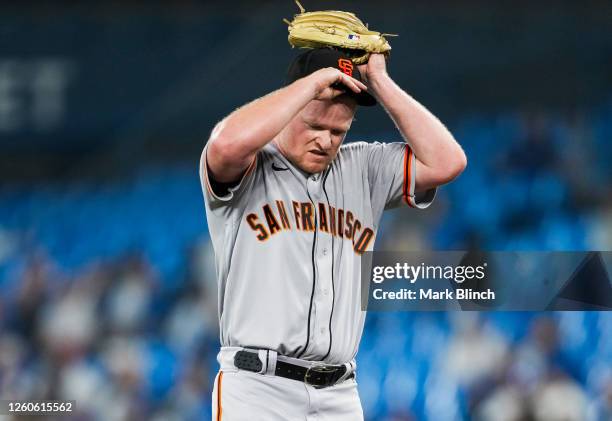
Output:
top-left (301, 161), bottom-right (328, 174)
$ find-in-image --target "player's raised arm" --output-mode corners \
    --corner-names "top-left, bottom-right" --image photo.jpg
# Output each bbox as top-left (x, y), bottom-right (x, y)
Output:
top-left (204, 67), bottom-right (367, 183)
top-left (359, 54), bottom-right (468, 192)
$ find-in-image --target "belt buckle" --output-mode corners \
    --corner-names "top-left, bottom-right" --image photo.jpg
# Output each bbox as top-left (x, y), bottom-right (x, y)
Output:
top-left (304, 363), bottom-right (340, 389)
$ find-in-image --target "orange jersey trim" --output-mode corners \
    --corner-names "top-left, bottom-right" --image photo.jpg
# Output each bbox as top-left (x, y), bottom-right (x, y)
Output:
top-left (216, 371), bottom-right (223, 420)
top-left (402, 145), bottom-right (416, 208)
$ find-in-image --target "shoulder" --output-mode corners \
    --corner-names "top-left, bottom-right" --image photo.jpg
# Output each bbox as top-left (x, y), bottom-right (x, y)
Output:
top-left (338, 141), bottom-right (372, 159)
top-left (339, 140), bottom-right (372, 153)
top-left (338, 141), bottom-right (390, 154)
top-left (336, 140), bottom-right (388, 162)
top-left (334, 141), bottom-right (409, 173)
top-left (341, 141), bottom-right (408, 156)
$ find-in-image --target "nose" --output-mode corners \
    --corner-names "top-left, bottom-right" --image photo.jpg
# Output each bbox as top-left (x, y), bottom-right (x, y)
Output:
top-left (317, 131), bottom-right (333, 150)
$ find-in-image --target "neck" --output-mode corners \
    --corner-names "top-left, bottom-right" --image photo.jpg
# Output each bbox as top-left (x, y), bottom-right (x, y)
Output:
top-left (271, 134), bottom-right (317, 177)
top-left (272, 132), bottom-right (290, 160)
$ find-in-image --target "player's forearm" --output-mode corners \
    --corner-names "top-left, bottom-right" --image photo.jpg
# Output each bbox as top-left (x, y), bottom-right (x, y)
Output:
top-left (208, 77), bottom-right (317, 163)
top-left (370, 75), bottom-right (467, 185)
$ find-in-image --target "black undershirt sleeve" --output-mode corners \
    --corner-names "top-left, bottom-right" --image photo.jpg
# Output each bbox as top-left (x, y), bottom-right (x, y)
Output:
top-left (206, 150), bottom-right (242, 197)
top-left (209, 175), bottom-right (241, 197)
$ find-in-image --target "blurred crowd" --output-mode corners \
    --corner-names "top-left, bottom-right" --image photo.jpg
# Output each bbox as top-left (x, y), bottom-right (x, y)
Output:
top-left (0, 103), bottom-right (611, 420)
top-left (359, 311), bottom-right (612, 420)
top-left (0, 246), bottom-right (219, 420)
top-left (380, 106), bottom-right (612, 252)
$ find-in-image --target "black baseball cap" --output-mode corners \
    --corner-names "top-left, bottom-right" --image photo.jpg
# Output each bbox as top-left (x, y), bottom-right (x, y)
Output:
top-left (286, 48), bottom-right (377, 107)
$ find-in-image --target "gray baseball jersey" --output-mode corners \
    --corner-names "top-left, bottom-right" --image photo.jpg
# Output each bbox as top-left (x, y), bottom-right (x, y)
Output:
top-left (200, 140), bottom-right (436, 365)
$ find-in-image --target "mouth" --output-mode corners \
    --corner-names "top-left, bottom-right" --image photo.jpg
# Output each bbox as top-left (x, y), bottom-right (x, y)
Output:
top-left (309, 150), bottom-right (328, 157)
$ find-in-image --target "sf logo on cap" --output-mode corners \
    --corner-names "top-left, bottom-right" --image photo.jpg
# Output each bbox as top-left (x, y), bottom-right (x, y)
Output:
top-left (337, 59), bottom-right (353, 77)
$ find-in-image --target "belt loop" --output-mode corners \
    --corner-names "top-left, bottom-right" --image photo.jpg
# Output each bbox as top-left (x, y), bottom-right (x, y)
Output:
top-left (336, 361), bottom-right (353, 383)
top-left (256, 349), bottom-right (268, 374)
top-left (340, 360), bottom-right (357, 383)
top-left (264, 350), bottom-right (277, 376)
top-left (218, 346), bottom-right (244, 371)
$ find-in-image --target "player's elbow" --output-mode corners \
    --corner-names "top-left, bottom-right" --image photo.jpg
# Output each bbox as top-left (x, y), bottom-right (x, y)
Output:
top-left (207, 135), bottom-right (239, 167)
top-left (432, 148), bottom-right (467, 185)
top-left (207, 128), bottom-right (260, 179)
top-left (450, 148), bottom-right (468, 178)
top-left (207, 121), bottom-right (239, 159)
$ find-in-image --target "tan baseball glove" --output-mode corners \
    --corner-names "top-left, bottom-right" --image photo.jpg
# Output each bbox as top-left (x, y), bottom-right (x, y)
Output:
top-left (283, 1), bottom-right (395, 64)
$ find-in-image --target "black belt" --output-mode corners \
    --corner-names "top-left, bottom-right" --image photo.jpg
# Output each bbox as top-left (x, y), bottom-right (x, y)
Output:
top-left (234, 350), bottom-right (354, 389)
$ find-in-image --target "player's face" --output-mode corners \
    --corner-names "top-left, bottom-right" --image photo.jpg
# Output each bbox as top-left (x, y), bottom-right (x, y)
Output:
top-left (279, 97), bottom-right (357, 173)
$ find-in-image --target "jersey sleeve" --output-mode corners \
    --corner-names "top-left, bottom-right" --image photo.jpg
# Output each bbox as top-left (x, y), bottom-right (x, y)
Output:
top-left (366, 141), bottom-right (437, 211)
top-left (199, 142), bottom-right (258, 208)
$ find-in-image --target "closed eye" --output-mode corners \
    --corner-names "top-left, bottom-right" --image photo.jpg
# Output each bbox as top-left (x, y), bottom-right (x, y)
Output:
top-left (308, 123), bottom-right (325, 131)
top-left (306, 122), bottom-right (346, 136)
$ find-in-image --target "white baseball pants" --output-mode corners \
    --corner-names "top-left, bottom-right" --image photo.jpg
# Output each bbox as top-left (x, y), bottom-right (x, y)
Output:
top-left (212, 347), bottom-right (364, 421)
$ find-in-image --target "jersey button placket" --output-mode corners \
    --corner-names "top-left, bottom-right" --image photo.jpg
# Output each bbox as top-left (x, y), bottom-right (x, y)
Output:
top-left (306, 175), bottom-right (334, 357)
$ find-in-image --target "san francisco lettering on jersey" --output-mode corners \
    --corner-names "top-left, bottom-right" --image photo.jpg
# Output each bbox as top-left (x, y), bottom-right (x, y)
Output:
top-left (246, 199), bottom-right (374, 254)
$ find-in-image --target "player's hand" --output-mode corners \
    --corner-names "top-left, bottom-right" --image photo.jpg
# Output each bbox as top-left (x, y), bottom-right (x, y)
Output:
top-left (357, 53), bottom-right (388, 85)
top-left (309, 67), bottom-right (367, 101)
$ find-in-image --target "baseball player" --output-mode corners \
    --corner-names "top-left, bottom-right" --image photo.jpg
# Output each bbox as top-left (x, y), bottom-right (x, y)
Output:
top-left (200, 46), bottom-right (466, 420)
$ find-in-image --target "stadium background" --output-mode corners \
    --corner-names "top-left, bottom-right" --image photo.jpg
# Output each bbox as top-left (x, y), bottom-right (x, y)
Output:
top-left (0, 1), bottom-right (611, 419)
